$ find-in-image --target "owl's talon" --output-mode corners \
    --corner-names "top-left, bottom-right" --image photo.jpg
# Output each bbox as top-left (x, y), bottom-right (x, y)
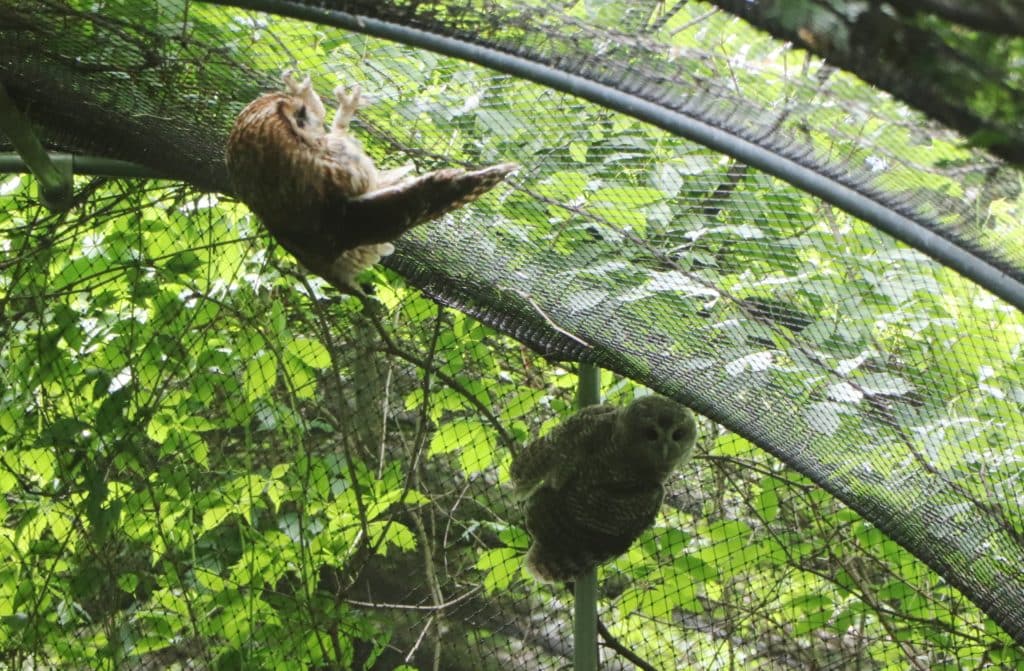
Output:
top-left (333, 84), bottom-right (360, 104)
top-left (333, 85), bottom-right (362, 118)
top-left (331, 85), bottom-right (362, 131)
top-left (282, 69), bottom-right (310, 94)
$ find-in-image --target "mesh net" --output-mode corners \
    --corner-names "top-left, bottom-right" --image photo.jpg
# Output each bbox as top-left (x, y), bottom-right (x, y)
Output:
top-left (1, 1), bottom-right (1023, 669)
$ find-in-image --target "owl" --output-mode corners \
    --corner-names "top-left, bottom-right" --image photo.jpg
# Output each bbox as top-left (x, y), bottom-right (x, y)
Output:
top-left (225, 70), bottom-right (517, 294)
top-left (510, 395), bottom-right (696, 583)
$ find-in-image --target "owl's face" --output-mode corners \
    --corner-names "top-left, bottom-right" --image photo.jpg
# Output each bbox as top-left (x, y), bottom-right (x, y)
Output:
top-left (231, 92), bottom-right (325, 152)
top-left (226, 92), bottom-right (326, 210)
top-left (616, 396), bottom-right (696, 478)
top-left (274, 94), bottom-right (326, 144)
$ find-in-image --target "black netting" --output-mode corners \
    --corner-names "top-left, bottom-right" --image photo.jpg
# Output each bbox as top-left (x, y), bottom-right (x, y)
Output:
top-left (705, 0), bottom-right (1024, 163)
top-left (1, 0), bottom-right (1023, 669)
top-left (5, 0), bottom-right (1023, 287)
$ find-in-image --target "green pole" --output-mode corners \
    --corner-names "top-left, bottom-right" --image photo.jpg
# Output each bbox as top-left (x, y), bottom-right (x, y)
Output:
top-left (0, 85), bottom-right (73, 211)
top-left (0, 153), bottom-right (164, 180)
top-left (574, 362), bottom-right (601, 671)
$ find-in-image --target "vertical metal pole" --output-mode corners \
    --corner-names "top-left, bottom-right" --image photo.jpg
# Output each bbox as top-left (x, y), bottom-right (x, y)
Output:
top-left (574, 362), bottom-right (601, 671)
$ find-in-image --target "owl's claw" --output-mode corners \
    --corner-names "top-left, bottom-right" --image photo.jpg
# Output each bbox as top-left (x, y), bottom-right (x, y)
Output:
top-left (282, 69), bottom-right (327, 127)
top-left (333, 85), bottom-right (361, 111)
top-left (282, 69), bottom-right (311, 95)
top-left (331, 85), bottom-right (362, 131)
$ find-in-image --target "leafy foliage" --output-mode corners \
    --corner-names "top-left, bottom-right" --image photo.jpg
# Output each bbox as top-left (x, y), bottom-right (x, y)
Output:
top-left (1, 167), bottom-right (1021, 668)
top-left (1, 1), bottom-right (1023, 669)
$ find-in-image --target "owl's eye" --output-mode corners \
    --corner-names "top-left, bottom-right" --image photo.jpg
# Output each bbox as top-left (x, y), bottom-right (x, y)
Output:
top-left (643, 427), bottom-right (659, 441)
top-left (671, 428), bottom-right (686, 441)
top-left (295, 105), bottom-right (308, 128)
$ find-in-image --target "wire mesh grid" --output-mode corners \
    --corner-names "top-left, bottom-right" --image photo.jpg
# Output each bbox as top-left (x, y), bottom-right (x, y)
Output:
top-left (0, 0), bottom-right (1023, 669)
top-left (2, 178), bottom-right (1018, 669)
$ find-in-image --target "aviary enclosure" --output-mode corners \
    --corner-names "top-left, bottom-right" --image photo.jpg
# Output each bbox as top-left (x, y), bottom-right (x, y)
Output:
top-left (1, 1), bottom-right (1023, 669)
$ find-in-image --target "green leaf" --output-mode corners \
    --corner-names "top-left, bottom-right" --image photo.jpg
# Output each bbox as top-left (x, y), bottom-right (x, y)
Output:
top-left (18, 449), bottom-right (56, 483)
top-left (857, 373), bottom-right (914, 396)
top-left (164, 250), bottom-right (203, 274)
top-left (784, 593), bottom-right (835, 636)
top-left (0, 410), bottom-right (18, 435)
top-left (589, 206), bottom-right (647, 232)
top-left (498, 526), bottom-right (531, 550)
top-left (193, 567), bottom-right (226, 592)
top-left (285, 338), bottom-right (332, 369)
top-left (244, 351), bottom-right (277, 402)
top-left (698, 520), bottom-right (752, 566)
top-left (476, 547), bottom-right (520, 593)
top-left (364, 488), bottom-right (429, 520)
top-left (459, 439), bottom-right (494, 475)
top-left (569, 141), bottom-right (588, 163)
top-left (710, 432), bottom-right (753, 457)
top-left (269, 300), bottom-right (287, 336)
top-left (51, 257), bottom-right (111, 291)
top-left (500, 389), bottom-right (545, 422)
top-left (618, 585), bottom-right (677, 618)
top-left (592, 186), bottom-right (665, 206)
top-left (235, 333), bottom-right (266, 360)
top-left (429, 419), bottom-right (496, 457)
top-left (180, 431), bottom-right (209, 468)
top-left (755, 476), bottom-right (780, 523)
top-left (283, 354), bottom-right (317, 399)
top-left (368, 521), bottom-right (417, 555)
top-left (117, 573), bottom-right (138, 593)
top-left (534, 171), bottom-right (590, 201)
top-left (201, 505), bottom-right (231, 534)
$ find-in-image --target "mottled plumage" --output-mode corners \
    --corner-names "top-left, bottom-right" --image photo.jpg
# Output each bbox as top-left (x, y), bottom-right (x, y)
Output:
top-left (511, 395), bottom-right (696, 583)
top-left (225, 71), bottom-right (516, 294)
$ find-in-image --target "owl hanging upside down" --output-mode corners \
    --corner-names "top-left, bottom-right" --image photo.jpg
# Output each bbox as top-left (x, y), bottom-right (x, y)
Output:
top-left (225, 70), bottom-right (517, 295)
top-left (511, 395), bottom-right (697, 583)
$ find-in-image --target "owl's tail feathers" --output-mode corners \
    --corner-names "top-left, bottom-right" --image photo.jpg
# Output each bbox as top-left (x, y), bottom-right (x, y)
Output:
top-left (525, 542), bottom-right (591, 584)
top-left (340, 162), bottom-right (517, 246)
top-left (418, 162), bottom-right (518, 221)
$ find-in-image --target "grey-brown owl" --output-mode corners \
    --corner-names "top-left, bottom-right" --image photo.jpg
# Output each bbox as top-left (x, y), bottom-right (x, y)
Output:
top-left (225, 71), bottom-right (517, 294)
top-left (511, 395), bottom-right (696, 583)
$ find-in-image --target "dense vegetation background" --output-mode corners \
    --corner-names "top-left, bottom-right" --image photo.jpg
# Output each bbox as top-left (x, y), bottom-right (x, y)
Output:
top-left (1, 1), bottom-right (1023, 669)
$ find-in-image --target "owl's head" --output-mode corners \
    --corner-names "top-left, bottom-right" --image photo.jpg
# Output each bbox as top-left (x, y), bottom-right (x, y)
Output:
top-left (617, 395), bottom-right (696, 479)
top-left (228, 91), bottom-right (325, 152)
top-left (275, 94), bottom-right (326, 143)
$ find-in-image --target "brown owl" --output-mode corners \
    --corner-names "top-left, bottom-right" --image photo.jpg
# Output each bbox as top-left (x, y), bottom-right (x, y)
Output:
top-left (510, 395), bottom-right (696, 583)
top-left (225, 70), bottom-right (517, 294)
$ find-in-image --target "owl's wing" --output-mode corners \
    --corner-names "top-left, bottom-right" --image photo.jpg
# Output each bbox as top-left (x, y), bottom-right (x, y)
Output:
top-left (510, 403), bottom-right (618, 499)
top-left (320, 162), bottom-right (516, 250)
top-left (523, 480), bottom-right (664, 582)
top-left (577, 481), bottom-right (665, 538)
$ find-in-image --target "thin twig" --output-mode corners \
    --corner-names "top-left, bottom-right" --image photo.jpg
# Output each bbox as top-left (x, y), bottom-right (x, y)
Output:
top-left (344, 586), bottom-right (481, 612)
top-left (362, 307), bottom-right (519, 451)
top-left (404, 613), bottom-right (437, 664)
top-left (669, 7), bottom-right (720, 36)
top-left (511, 289), bottom-right (592, 348)
top-left (597, 618), bottom-right (659, 671)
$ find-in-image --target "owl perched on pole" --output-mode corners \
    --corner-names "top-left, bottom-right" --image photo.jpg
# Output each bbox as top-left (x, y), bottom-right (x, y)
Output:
top-left (225, 71), bottom-right (517, 295)
top-left (511, 395), bottom-right (697, 583)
